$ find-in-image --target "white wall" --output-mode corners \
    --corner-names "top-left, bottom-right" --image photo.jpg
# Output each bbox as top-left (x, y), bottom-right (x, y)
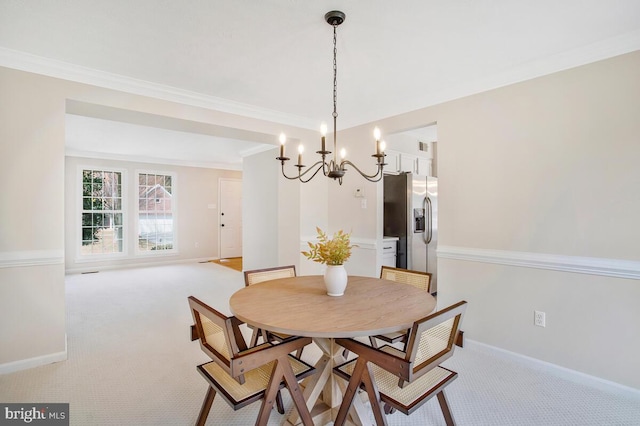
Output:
top-left (243, 149), bottom-right (279, 270)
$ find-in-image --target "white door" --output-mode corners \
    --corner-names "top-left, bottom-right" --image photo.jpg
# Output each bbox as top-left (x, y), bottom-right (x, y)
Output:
top-left (219, 179), bottom-right (242, 258)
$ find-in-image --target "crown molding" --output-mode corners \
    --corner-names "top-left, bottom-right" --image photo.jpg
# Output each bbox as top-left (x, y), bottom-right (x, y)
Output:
top-left (0, 47), bottom-right (317, 130)
top-left (65, 148), bottom-right (242, 171)
top-left (404, 29), bottom-right (640, 116)
top-left (2, 29), bottom-right (639, 131)
top-left (438, 246), bottom-right (640, 280)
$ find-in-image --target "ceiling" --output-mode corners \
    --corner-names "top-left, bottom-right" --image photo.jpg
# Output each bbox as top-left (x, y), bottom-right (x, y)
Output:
top-left (2, 1), bottom-right (639, 169)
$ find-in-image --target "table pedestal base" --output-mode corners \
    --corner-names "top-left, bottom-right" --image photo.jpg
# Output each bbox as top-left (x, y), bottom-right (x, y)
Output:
top-left (286, 338), bottom-right (370, 426)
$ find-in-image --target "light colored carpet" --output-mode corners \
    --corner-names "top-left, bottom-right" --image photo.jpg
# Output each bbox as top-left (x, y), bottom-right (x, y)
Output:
top-left (1, 263), bottom-right (639, 425)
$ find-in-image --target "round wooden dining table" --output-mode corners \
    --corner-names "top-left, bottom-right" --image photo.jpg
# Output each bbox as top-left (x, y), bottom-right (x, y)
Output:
top-left (229, 274), bottom-right (437, 425)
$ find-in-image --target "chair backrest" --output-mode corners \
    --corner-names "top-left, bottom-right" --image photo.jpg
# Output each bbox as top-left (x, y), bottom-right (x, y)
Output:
top-left (380, 266), bottom-right (432, 292)
top-left (244, 265), bottom-right (296, 287)
top-left (402, 301), bottom-right (467, 385)
top-left (188, 296), bottom-right (248, 382)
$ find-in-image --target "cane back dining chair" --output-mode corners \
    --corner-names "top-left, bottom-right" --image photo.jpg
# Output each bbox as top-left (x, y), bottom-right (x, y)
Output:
top-left (333, 301), bottom-right (467, 426)
top-left (188, 296), bottom-right (316, 426)
top-left (369, 266), bottom-right (432, 349)
top-left (243, 266), bottom-right (304, 356)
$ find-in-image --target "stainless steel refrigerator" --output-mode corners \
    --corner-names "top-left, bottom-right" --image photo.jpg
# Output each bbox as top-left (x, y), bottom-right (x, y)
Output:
top-left (383, 173), bottom-right (438, 293)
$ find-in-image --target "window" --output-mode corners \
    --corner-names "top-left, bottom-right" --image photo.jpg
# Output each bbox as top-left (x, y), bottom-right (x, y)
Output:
top-left (138, 172), bottom-right (175, 252)
top-left (81, 169), bottom-right (124, 255)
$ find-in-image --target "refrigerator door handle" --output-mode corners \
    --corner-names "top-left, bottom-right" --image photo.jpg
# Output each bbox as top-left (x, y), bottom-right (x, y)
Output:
top-left (424, 196), bottom-right (433, 244)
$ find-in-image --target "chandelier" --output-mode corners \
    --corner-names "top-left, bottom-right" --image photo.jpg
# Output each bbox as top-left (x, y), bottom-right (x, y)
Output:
top-left (276, 10), bottom-right (386, 185)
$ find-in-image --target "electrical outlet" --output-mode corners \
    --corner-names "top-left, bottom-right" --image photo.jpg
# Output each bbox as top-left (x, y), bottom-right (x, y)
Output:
top-left (534, 310), bottom-right (546, 327)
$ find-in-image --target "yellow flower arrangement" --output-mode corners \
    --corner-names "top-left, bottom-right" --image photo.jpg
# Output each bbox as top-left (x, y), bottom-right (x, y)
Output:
top-left (302, 227), bottom-right (355, 266)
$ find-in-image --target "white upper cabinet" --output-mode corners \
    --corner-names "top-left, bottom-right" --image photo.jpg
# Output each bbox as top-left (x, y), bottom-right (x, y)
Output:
top-left (415, 156), bottom-right (432, 177)
top-left (385, 150), bottom-right (432, 176)
top-left (384, 150), bottom-right (401, 173)
top-left (400, 152), bottom-right (417, 173)
top-left (384, 125), bottom-right (437, 177)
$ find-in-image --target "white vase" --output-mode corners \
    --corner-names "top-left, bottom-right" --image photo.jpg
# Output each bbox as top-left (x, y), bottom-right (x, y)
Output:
top-left (324, 265), bottom-right (348, 296)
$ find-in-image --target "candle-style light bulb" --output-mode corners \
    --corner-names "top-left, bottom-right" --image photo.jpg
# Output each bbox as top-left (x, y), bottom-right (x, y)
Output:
top-left (320, 122), bottom-right (327, 152)
top-left (373, 127), bottom-right (381, 141)
top-left (378, 140), bottom-right (387, 164)
top-left (298, 144), bottom-right (304, 166)
top-left (340, 148), bottom-right (346, 159)
top-left (279, 133), bottom-right (286, 158)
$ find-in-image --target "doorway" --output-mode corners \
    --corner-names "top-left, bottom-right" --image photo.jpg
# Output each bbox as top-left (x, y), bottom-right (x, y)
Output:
top-left (219, 178), bottom-right (243, 259)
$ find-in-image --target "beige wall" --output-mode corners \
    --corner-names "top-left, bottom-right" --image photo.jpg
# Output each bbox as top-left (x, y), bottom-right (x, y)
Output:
top-left (371, 51), bottom-right (640, 389)
top-left (1, 49), bottom-right (639, 390)
top-left (0, 68), bottom-right (68, 367)
top-left (0, 66), bottom-right (307, 368)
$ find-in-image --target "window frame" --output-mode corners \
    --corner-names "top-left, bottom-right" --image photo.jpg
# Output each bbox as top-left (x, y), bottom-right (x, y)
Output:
top-left (76, 165), bottom-right (128, 261)
top-left (135, 169), bottom-right (178, 256)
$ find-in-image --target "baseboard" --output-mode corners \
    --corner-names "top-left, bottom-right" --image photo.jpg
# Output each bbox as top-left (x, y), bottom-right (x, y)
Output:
top-left (464, 339), bottom-right (640, 399)
top-left (0, 335), bottom-right (67, 375)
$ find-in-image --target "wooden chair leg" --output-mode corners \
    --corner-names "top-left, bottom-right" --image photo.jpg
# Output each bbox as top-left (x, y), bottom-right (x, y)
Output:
top-left (334, 357), bottom-right (389, 426)
top-left (196, 387), bottom-right (216, 426)
top-left (275, 390), bottom-right (284, 414)
top-left (280, 358), bottom-right (314, 426)
top-left (360, 362), bottom-right (387, 426)
top-left (258, 358), bottom-right (313, 426)
top-left (256, 369), bottom-right (280, 426)
top-left (249, 328), bottom-right (260, 347)
top-left (437, 390), bottom-right (456, 426)
top-left (260, 329), bottom-right (270, 344)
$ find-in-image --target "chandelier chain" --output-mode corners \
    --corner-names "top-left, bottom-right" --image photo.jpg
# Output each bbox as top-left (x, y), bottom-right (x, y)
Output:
top-left (332, 24), bottom-right (338, 119)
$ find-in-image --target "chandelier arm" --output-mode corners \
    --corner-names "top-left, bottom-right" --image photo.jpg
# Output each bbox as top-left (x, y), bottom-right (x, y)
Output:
top-left (280, 161), bottom-right (327, 181)
top-left (340, 160), bottom-right (384, 182)
top-left (298, 162), bottom-right (330, 183)
top-left (321, 156), bottom-right (331, 176)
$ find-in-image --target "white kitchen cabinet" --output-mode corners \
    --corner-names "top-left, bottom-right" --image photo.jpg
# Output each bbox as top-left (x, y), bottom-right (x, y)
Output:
top-left (399, 153), bottom-right (417, 173)
top-left (415, 156), bottom-right (432, 176)
top-left (384, 150), bottom-right (432, 176)
top-left (381, 238), bottom-right (398, 268)
top-left (384, 150), bottom-right (401, 173)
